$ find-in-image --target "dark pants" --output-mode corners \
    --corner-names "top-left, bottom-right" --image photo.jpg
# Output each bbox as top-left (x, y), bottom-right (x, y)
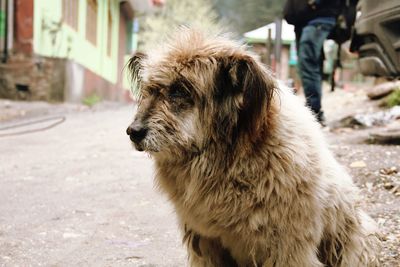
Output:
top-left (298, 23), bottom-right (334, 117)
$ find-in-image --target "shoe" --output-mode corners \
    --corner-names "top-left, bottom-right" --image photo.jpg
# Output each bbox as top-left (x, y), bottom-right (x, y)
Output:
top-left (317, 111), bottom-right (326, 127)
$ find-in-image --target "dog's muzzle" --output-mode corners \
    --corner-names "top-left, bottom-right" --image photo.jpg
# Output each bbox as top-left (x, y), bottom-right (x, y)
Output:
top-left (126, 121), bottom-right (148, 150)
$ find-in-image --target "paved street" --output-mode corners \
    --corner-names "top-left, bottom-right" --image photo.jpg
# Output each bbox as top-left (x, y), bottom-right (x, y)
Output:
top-left (0, 104), bottom-right (186, 266)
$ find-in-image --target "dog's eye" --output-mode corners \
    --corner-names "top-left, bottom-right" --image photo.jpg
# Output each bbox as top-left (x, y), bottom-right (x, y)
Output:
top-left (149, 87), bottom-right (159, 96)
top-left (168, 85), bottom-right (189, 99)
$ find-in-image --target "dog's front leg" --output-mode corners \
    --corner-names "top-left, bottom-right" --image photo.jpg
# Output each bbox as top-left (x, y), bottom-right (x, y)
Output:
top-left (184, 230), bottom-right (238, 267)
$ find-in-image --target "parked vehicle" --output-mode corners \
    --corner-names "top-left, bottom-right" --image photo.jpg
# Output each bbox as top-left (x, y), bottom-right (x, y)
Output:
top-left (350, 0), bottom-right (400, 77)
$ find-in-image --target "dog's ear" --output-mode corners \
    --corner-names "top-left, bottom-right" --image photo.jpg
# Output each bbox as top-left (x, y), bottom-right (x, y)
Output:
top-left (238, 56), bottom-right (276, 140)
top-left (217, 55), bottom-right (276, 142)
top-left (127, 52), bottom-right (147, 85)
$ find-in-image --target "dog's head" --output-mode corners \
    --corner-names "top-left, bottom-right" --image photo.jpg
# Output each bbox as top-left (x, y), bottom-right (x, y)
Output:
top-left (127, 29), bottom-right (276, 156)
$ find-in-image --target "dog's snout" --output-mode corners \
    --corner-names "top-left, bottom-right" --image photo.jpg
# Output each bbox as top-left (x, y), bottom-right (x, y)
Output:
top-left (127, 122), bottom-right (148, 144)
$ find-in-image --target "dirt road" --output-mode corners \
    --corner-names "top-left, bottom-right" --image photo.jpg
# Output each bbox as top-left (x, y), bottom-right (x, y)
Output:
top-left (0, 104), bottom-right (186, 266)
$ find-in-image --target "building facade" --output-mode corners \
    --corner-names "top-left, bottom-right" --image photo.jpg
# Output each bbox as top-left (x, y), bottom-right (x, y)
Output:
top-left (0, 0), bottom-right (157, 102)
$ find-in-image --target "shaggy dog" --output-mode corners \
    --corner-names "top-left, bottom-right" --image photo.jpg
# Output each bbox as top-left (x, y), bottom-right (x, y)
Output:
top-left (126, 29), bottom-right (380, 267)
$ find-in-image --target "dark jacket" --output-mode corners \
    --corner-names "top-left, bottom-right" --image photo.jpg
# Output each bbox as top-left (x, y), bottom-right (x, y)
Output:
top-left (283, 0), bottom-right (341, 28)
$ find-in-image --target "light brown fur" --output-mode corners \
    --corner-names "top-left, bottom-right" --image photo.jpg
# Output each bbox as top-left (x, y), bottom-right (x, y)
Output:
top-left (127, 28), bottom-right (381, 267)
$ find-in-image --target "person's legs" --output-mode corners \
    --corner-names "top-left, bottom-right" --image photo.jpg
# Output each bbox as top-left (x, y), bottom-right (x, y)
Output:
top-left (298, 23), bottom-right (333, 122)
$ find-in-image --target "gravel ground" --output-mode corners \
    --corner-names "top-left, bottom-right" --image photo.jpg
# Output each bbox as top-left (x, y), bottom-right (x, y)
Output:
top-left (323, 86), bottom-right (400, 267)
top-left (326, 131), bottom-right (400, 266)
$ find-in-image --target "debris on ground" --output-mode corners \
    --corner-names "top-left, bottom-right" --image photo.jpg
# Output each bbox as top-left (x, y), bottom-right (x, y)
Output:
top-left (375, 167), bottom-right (400, 197)
top-left (370, 128), bottom-right (400, 144)
top-left (366, 80), bottom-right (400, 100)
top-left (331, 106), bottom-right (400, 129)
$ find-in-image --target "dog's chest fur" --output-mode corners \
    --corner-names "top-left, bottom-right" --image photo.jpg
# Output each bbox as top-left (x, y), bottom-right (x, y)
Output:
top-left (154, 131), bottom-right (325, 242)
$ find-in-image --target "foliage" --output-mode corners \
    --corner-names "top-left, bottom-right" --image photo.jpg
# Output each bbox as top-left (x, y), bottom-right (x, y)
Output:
top-left (384, 89), bottom-right (400, 108)
top-left (139, 0), bottom-right (224, 51)
top-left (82, 94), bottom-right (101, 107)
top-left (213, 0), bottom-right (285, 34)
top-left (138, 0), bottom-right (285, 50)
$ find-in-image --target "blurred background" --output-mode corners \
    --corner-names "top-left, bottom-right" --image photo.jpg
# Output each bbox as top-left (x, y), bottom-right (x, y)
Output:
top-left (0, 0), bottom-right (364, 104)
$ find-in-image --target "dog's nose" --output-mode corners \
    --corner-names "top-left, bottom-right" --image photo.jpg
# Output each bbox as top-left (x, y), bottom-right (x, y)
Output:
top-left (126, 122), bottom-right (148, 144)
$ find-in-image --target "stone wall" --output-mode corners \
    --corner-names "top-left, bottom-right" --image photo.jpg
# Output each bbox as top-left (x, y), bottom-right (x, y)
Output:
top-left (0, 55), bottom-right (66, 102)
top-left (0, 54), bottom-right (127, 103)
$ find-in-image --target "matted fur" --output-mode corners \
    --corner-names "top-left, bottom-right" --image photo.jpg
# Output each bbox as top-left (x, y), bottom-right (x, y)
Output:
top-left (127, 28), bottom-right (381, 267)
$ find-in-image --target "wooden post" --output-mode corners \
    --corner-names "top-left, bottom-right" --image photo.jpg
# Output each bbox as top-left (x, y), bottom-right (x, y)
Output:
top-left (274, 18), bottom-right (282, 78)
top-left (266, 28), bottom-right (272, 67)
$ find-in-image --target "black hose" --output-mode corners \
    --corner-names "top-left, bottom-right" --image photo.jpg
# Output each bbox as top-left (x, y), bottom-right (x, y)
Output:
top-left (0, 116), bottom-right (66, 137)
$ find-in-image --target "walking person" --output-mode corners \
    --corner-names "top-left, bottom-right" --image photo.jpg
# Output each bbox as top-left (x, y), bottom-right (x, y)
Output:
top-left (284, 0), bottom-right (341, 125)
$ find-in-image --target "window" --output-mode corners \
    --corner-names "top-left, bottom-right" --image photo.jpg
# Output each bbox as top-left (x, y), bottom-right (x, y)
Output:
top-left (86, 0), bottom-right (98, 45)
top-left (62, 0), bottom-right (79, 30)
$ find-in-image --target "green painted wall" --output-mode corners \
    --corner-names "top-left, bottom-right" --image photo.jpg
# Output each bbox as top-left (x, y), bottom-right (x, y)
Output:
top-left (33, 0), bottom-right (120, 84)
top-left (0, 10), bottom-right (5, 38)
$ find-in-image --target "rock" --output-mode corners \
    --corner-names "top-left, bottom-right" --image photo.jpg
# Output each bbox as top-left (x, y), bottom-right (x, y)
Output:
top-left (350, 161), bottom-right (367, 168)
top-left (367, 81), bottom-right (400, 100)
top-left (391, 185), bottom-right (400, 194)
top-left (380, 167), bottom-right (398, 175)
top-left (384, 182), bottom-right (394, 190)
